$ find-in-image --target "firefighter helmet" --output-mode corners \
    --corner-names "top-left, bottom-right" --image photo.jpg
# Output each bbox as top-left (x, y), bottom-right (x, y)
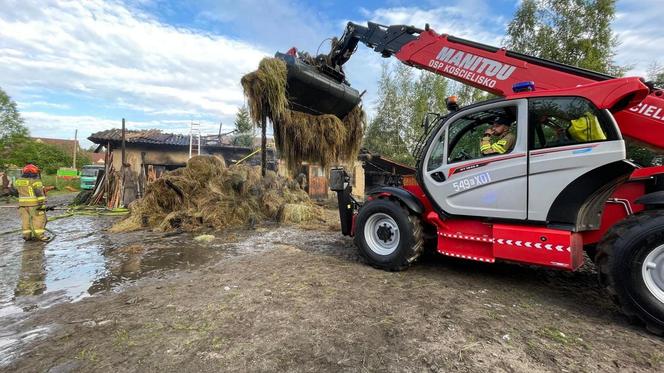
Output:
top-left (22, 164), bottom-right (40, 175)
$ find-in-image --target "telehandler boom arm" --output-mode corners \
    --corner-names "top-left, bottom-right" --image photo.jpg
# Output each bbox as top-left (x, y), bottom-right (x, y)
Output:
top-left (318, 22), bottom-right (664, 149)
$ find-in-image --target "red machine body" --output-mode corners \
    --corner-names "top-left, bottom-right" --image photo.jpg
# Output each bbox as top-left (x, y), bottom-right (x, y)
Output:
top-left (297, 21), bottom-right (664, 334)
top-left (393, 29), bottom-right (664, 149)
top-left (324, 24), bottom-right (662, 271)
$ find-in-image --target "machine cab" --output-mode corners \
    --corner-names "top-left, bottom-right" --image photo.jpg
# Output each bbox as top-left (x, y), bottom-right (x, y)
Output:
top-left (420, 96), bottom-right (626, 225)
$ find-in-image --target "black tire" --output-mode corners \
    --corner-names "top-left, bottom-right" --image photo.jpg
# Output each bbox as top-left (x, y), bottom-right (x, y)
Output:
top-left (597, 210), bottom-right (664, 335)
top-left (354, 198), bottom-right (424, 271)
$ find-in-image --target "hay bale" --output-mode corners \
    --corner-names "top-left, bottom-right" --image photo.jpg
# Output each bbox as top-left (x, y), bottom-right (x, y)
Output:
top-left (241, 57), bottom-right (365, 173)
top-left (110, 156), bottom-right (320, 233)
top-left (278, 203), bottom-right (321, 224)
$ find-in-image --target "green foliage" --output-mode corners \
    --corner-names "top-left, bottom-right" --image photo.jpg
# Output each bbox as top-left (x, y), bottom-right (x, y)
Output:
top-left (233, 105), bottom-right (254, 147)
top-left (626, 141), bottom-right (657, 167)
top-left (364, 62), bottom-right (495, 165)
top-left (0, 87), bottom-right (28, 141)
top-left (364, 63), bottom-right (416, 165)
top-left (505, 0), bottom-right (661, 164)
top-left (506, 0), bottom-right (625, 76)
top-left (3, 137), bottom-right (85, 174)
top-left (40, 174), bottom-right (81, 191)
top-left (648, 62), bottom-right (664, 87)
top-left (0, 87), bottom-right (30, 170)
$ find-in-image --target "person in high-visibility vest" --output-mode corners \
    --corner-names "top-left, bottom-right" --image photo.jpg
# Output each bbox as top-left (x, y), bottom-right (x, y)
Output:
top-left (11, 164), bottom-right (49, 241)
top-left (480, 116), bottom-right (516, 156)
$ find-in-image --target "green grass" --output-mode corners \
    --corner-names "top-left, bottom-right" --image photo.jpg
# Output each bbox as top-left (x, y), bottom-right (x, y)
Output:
top-left (536, 327), bottom-right (588, 349)
top-left (41, 174), bottom-right (81, 191)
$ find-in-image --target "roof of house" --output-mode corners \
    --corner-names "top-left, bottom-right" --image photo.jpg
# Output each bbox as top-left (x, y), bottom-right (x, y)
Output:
top-left (89, 129), bottom-right (273, 150)
top-left (88, 152), bottom-right (105, 164)
top-left (32, 137), bottom-right (79, 153)
top-left (88, 129), bottom-right (191, 147)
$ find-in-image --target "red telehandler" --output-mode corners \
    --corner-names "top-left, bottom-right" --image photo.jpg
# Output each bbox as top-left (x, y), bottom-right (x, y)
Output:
top-left (276, 22), bottom-right (664, 334)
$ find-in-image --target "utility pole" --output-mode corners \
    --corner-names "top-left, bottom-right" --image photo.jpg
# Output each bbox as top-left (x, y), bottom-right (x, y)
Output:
top-left (121, 118), bottom-right (126, 167)
top-left (72, 129), bottom-right (78, 169)
top-left (218, 121), bottom-right (223, 142)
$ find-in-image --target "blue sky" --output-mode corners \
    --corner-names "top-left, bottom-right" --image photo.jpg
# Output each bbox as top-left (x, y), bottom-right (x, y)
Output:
top-left (0, 0), bottom-right (661, 148)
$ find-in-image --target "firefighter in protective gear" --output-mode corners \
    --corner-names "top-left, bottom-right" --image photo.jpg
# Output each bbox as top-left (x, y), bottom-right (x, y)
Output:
top-left (480, 116), bottom-right (516, 156)
top-left (12, 164), bottom-right (49, 241)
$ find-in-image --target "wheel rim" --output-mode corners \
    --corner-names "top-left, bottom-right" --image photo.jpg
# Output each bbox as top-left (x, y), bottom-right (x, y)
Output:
top-left (364, 212), bottom-right (400, 256)
top-left (642, 243), bottom-right (664, 304)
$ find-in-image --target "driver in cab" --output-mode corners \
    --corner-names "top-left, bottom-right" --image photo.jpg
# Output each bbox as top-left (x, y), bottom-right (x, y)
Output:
top-left (480, 116), bottom-right (515, 156)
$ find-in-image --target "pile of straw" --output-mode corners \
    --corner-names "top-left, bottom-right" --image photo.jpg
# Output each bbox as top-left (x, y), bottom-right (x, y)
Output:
top-left (241, 57), bottom-right (365, 172)
top-left (111, 155), bottom-right (321, 233)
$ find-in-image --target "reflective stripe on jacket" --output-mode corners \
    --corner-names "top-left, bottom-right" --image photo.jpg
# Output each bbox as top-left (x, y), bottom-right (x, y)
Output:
top-left (15, 178), bottom-right (46, 207)
top-left (480, 132), bottom-right (515, 155)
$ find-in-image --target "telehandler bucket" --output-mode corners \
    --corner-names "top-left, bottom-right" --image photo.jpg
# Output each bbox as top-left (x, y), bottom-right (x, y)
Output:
top-left (275, 52), bottom-right (361, 118)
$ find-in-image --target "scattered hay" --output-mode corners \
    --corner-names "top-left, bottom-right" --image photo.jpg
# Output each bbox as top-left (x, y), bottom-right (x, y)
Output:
top-left (241, 58), bottom-right (289, 123)
top-left (193, 234), bottom-right (215, 243)
top-left (111, 155), bottom-right (320, 233)
top-left (242, 57), bottom-right (365, 172)
top-left (279, 203), bottom-right (321, 224)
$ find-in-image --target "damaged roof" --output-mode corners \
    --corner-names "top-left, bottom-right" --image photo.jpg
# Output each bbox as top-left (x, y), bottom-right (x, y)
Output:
top-left (88, 129), bottom-right (191, 147)
top-left (88, 129), bottom-right (258, 150)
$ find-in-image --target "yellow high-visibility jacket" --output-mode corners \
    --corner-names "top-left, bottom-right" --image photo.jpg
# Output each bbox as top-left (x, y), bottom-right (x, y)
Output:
top-left (480, 131), bottom-right (516, 155)
top-left (14, 177), bottom-right (46, 207)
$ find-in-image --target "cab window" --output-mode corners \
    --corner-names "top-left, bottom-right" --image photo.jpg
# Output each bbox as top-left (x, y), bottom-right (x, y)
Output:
top-left (447, 106), bottom-right (518, 164)
top-left (426, 132), bottom-right (446, 171)
top-left (528, 97), bottom-right (618, 150)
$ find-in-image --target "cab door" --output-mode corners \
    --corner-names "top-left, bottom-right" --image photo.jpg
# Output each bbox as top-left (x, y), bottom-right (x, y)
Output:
top-left (526, 97), bottom-right (626, 222)
top-left (421, 99), bottom-right (528, 220)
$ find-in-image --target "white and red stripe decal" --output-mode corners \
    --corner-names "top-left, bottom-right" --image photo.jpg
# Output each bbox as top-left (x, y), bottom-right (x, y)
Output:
top-left (439, 251), bottom-right (495, 263)
top-left (440, 232), bottom-right (572, 252)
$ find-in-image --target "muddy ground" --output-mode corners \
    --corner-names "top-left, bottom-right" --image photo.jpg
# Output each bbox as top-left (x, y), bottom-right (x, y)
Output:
top-left (2, 199), bottom-right (664, 372)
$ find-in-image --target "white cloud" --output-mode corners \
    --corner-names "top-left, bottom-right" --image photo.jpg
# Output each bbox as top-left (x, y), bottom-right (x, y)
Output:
top-left (22, 110), bottom-right (235, 148)
top-left (18, 101), bottom-right (70, 110)
top-left (357, 1), bottom-right (506, 46)
top-left (0, 0), bottom-right (268, 142)
top-left (193, 0), bottom-right (335, 52)
top-left (341, 1), bottom-right (506, 117)
top-left (613, 0), bottom-right (664, 77)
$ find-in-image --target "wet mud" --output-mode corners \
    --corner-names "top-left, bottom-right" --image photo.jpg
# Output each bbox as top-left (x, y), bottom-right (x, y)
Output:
top-left (2, 198), bottom-right (664, 372)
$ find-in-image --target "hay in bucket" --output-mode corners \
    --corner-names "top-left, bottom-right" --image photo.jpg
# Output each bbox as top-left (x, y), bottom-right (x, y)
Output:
top-left (111, 155), bottom-right (321, 233)
top-left (241, 57), bottom-right (365, 172)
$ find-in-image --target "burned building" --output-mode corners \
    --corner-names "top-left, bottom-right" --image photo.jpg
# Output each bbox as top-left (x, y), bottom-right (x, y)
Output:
top-left (88, 129), bottom-right (274, 178)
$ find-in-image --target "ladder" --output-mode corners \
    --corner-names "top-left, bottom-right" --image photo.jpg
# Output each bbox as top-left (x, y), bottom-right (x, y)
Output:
top-left (189, 121), bottom-right (201, 159)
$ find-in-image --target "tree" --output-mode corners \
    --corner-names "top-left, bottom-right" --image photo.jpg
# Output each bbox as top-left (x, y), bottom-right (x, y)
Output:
top-left (0, 87), bottom-right (27, 141)
top-left (0, 87), bottom-right (29, 170)
top-left (506, 0), bottom-right (625, 76)
top-left (647, 62), bottom-right (664, 87)
top-left (364, 62), bottom-right (494, 165)
top-left (5, 138), bottom-right (71, 174)
top-left (364, 62), bottom-right (414, 165)
top-left (504, 0), bottom-right (660, 164)
top-left (233, 105), bottom-right (254, 147)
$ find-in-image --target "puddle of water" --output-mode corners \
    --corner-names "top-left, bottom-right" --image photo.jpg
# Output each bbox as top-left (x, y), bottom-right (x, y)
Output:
top-left (0, 194), bottom-right (221, 366)
top-left (0, 325), bottom-right (53, 367)
top-left (0, 193), bottom-right (347, 367)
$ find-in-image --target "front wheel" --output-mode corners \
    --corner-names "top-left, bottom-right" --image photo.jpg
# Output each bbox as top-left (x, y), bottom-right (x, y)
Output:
top-left (597, 210), bottom-right (664, 335)
top-left (354, 198), bottom-right (424, 271)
